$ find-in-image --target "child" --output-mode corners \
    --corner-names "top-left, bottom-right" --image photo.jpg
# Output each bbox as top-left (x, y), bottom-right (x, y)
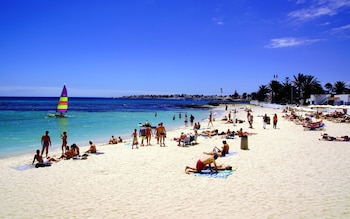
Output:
top-left (131, 129), bottom-right (139, 149)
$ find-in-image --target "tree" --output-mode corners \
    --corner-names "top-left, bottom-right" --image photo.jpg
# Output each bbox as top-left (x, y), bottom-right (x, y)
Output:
top-left (324, 83), bottom-right (333, 94)
top-left (333, 81), bottom-right (347, 94)
top-left (302, 75), bottom-right (324, 104)
top-left (293, 73), bottom-right (306, 104)
top-left (257, 85), bottom-right (271, 102)
top-left (269, 80), bottom-right (282, 103)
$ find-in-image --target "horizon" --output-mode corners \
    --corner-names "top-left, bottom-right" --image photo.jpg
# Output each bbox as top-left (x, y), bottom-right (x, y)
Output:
top-left (1, 0), bottom-right (349, 97)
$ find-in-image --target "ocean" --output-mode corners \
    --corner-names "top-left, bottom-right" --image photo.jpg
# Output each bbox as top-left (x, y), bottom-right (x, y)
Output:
top-left (0, 97), bottom-right (224, 157)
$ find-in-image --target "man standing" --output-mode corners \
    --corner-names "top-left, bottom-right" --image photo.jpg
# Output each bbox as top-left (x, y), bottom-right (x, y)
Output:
top-left (41, 130), bottom-right (51, 157)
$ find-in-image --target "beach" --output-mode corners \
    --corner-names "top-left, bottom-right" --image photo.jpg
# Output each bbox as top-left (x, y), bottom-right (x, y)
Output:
top-left (1, 104), bottom-right (349, 219)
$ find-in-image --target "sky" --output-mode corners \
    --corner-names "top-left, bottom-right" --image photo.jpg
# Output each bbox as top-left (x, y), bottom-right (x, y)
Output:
top-left (0, 0), bottom-right (349, 97)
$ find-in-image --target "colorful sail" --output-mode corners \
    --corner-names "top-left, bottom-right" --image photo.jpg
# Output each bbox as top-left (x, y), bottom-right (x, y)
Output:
top-left (56, 85), bottom-right (68, 113)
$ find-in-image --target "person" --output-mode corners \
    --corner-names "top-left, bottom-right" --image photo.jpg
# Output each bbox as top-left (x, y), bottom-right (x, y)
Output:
top-left (59, 146), bottom-right (75, 159)
top-left (263, 114), bottom-right (268, 129)
top-left (237, 128), bottom-right (256, 137)
top-left (41, 130), bottom-right (51, 157)
top-left (219, 140), bottom-right (229, 156)
top-left (145, 126), bottom-right (153, 146)
top-left (199, 129), bottom-right (219, 138)
top-left (208, 112), bottom-right (213, 127)
top-left (232, 109), bottom-right (237, 126)
top-left (319, 133), bottom-right (349, 141)
top-left (185, 154), bottom-right (218, 174)
top-left (109, 136), bottom-right (117, 144)
top-left (190, 114), bottom-right (195, 126)
top-left (157, 123), bottom-right (166, 146)
top-left (71, 143), bottom-right (80, 156)
top-left (118, 136), bottom-right (123, 143)
top-left (273, 114), bottom-right (278, 129)
top-left (32, 149), bottom-right (57, 167)
top-left (249, 114), bottom-right (254, 128)
top-left (86, 141), bottom-right (97, 153)
top-left (184, 114), bottom-right (188, 126)
top-left (177, 132), bottom-right (187, 146)
top-left (225, 129), bottom-right (235, 139)
top-left (139, 125), bottom-right (146, 146)
top-left (193, 129), bottom-right (199, 144)
top-left (204, 140), bottom-right (230, 157)
top-left (61, 131), bottom-right (68, 154)
top-left (131, 129), bottom-right (139, 149)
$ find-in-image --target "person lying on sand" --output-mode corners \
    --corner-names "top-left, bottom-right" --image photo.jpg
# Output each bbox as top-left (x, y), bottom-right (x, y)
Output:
top-left (237, 128), bottom-right (257, 137)
top-left (199, 129), bottom-right (218, 137)
top-left (185, 156), bottom-right (233, 174)
top-left (319, 133), bottom-right (349, 142)
top-left (185, 154), bottom-right (218, 174)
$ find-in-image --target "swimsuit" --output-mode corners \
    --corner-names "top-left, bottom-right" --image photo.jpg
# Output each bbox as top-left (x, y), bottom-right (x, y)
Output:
top-left (196, 159), bottom-right (205, 171)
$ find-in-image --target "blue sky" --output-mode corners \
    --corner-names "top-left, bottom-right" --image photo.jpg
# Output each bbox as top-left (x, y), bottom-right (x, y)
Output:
top-left (0, 0), bottom-right (349, 97)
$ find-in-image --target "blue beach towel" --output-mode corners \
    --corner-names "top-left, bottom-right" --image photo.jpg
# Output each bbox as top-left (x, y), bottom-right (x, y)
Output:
top-left (224, 151), bottom-right (238, 157)
top-left (193, 169), bottom-right (236, 178)
top-left (10, 164), bottom-right (35, 171)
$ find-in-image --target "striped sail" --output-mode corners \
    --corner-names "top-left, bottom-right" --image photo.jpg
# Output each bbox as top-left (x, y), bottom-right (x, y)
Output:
top-left (56, 85), bottom-right (68, 113)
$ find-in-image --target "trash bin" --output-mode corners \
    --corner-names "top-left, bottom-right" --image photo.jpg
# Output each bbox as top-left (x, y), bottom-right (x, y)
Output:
top-left (241, 135), bottom-right (248, 150)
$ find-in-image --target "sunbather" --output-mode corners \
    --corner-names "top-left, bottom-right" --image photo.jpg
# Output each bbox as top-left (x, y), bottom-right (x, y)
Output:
top-left (185, 154), bottom-right (218, 174)
top-left (32, 149), bottom-right (57, 167)
top-left (86, 141), bottom-right (97, 153)
top-left (319, 133), bottom-right (349, 141)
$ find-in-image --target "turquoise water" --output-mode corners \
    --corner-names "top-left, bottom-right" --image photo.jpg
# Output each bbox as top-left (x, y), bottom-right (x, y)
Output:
top-left (0, 97), bottom-right (224, 157)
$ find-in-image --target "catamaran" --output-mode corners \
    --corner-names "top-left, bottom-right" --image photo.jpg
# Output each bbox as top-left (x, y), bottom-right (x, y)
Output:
top-left (48, 84), bottom-right (68, 118)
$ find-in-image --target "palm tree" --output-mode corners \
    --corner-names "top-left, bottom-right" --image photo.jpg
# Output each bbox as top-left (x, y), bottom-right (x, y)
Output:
top-left (333, 81), bottom-right (347, 94)
top-left (300, 75), bottom-right (324, 105)
top-left (269, 80), bottom-right (282, 103)
top-left (281, 77), bottom-right (295, 104)
top-left (293, 73), bottom-right (306, 104)
top-left (324, 83), bottom-right (333, 94)
top-left (257, 85), bottom-right (271, 102)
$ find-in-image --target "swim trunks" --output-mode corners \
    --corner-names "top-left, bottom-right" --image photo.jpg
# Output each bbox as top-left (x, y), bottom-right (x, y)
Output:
top-left (196, 159), bottom-right (205, 171)
top-left (43, 141), bottom-right (49, 146)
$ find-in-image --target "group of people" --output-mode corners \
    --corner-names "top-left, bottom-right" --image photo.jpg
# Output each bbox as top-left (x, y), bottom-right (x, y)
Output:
top-left (131, 122), bottom-right (167, 149)
top-left (33, 130), bottom-right (99, 168)
top-left (108, 135), bottom-right (123, 144)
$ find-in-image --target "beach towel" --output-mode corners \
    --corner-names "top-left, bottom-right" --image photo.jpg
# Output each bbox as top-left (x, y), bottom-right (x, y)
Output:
top-left (10, 164), bottom-right (35, 171)
top-left (223, 152), bottom-right (238, 157)
top-left (192, 168), bottom-right (236, 179)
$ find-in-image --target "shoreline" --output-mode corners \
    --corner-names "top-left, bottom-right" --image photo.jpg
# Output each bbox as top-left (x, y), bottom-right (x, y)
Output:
top-left (0, 105), bottom-right (227, 160)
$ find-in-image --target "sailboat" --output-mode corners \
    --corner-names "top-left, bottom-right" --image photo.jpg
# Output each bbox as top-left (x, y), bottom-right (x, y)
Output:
top-left (48, 84), bottom-right (68, 118)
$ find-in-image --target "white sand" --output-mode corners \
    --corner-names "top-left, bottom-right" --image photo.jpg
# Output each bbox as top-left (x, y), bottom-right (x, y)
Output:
top-left (1, 104), bottom-right (350, 219)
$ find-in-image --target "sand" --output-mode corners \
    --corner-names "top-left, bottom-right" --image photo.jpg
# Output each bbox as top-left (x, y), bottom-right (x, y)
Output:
top-left (1, 104), bottom-right (350, 219)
